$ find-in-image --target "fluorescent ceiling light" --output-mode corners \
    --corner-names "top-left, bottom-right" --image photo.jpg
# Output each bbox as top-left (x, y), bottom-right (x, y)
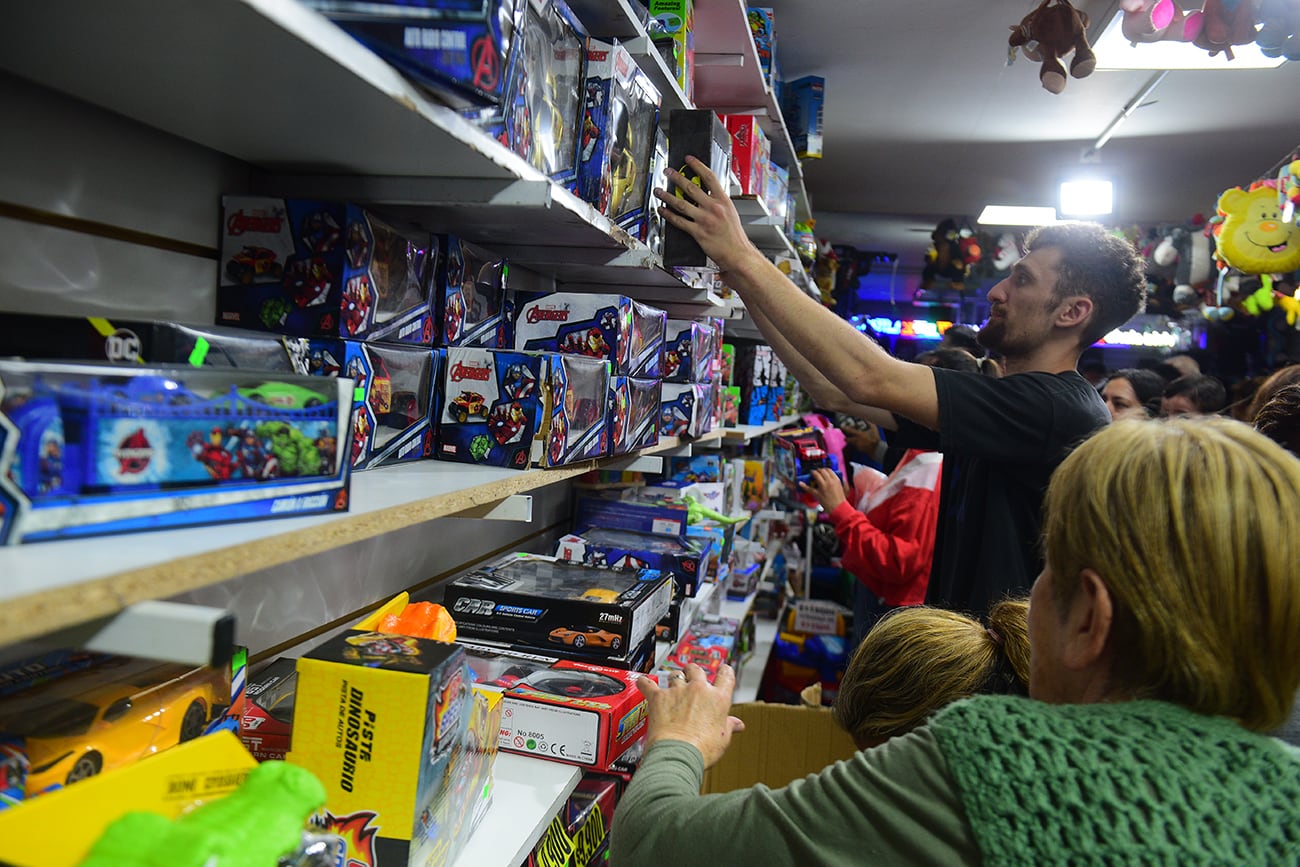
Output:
top-left (1060, 180), bottom-right (1114, 216)
top-left (978, 205), bottom-right (1058, 226)
top-left (1093, 10), bottom-right (1286, 70)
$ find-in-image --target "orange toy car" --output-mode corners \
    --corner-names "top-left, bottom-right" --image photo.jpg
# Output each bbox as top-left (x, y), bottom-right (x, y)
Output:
top-left (547, 625), bottom-right (623, 652)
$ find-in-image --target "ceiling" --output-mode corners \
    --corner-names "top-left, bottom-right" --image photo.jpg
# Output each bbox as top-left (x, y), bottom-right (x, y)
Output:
top-left (761, 0), bottom-right (1300, 286)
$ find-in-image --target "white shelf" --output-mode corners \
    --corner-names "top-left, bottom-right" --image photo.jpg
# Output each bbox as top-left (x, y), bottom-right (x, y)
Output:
top-left (734, 195), bottom-right (797, 257)
top-left (451, 752), bottom-right (582, 867)
top-left (721, 413), bottom-right (802, 444)
top-left (733, 614), bottom-right (777, 704)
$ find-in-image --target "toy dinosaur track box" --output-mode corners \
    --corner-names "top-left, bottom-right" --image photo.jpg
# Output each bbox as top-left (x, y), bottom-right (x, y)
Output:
top-left (0, 361), bottom-right (352, 544)
top-left (434, 347), bottom-right (546, 469)
top-left (514, 292), bottom-right (666, 377)
top-left (219, 196), bottom-right (437, 345)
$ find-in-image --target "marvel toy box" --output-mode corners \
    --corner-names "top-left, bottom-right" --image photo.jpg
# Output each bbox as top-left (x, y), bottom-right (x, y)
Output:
top-left (538, 353), bottom-right (610, 467)
top-left (435, 347), bottom-right (544, 470)
top-left (443, 553), bottom-right (672, 660)
top-left (461, 644), bottom-right (649, 772)
top-left (607, 376), bottom-right (660, 456)
top-left (514, 292), bottom-right (666, 378)
top-left (659, 381), bottom-right (712, 438)
top-left (0, 361), bottom-right (352, 545)
top-left (663, 109), bottom-right (731, 269)
top-left (556, 527), bottom-right (712, 598)
top-left (289, 630), bottom-right (475, 867)
top-left (662, 319), bottom-right (715, 383)
top-left (643, 126), bottom-right (670, 254)
top-left (440, 236), bottom-right (508, 348)
top-left (240, 657), bottom-right (297, 762)
top-left (575, 39), bottom-right (661, 230)
top-left (522, 772), bottom-right (622, 867)
top-left (219, 196), bottom-right (436, 345)
top-left (307, 339), bottom-right (438, 469)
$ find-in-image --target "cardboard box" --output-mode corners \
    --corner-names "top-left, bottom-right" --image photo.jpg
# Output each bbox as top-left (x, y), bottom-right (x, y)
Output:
top-left (698, 702), bottom-right (857, 794)
top-left (662, 319), bottom-right (715, 383)
top-left (514, 292), bottom-right (666, 377)
top-left (538, 353), bottom-right (610, 467)
top-left (574, 493), bottom-right (691, 538)
top-left (440, 235), bottom-right (508, 348)
top-left (648, 0), bottom-right (695, 101)
top-left (781, 75), bottom-right (825, 160)
top-left (522, 772), bottom-right (622, 867)
top-left (240, 657), bottom-right (297, 762)
top-left (435, 347), bottom-right (545, 470)
top-left (606, 376), bottom-right (661, 456)
top-left (556, 526), bottom-right (712, 598)
top-left (659, 381), bottom-right (712, 438)
top-left (663, 110), bottom-right (731, 268)
top-left (724, 115), bottom-right (770, 198)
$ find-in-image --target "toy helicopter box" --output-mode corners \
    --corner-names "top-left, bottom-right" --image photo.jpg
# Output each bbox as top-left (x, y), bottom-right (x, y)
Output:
top-left (663, 110), bottom-right (731, 269)
top-left (218, 196), bottom-right (436, 345)
top-left (514, 292), bottom-right (666, 377)
top-left (0, 361), bottom-right (352, 545)
top-left (290, 630), bottom-right (475, 867)
top-left (606, 376), bottom-right (660, 456)
top-left (574, 39), bottom-right (661, 231)
top-left (659, 381), bottom-right (712, 438)
top-left (306, 339), bottom-right (438, 470)
top-left (538, 353), bottom-right (610, 467)
top-left (435, 347), bottom-right (545, 470)
top-left (662, 319), bottom-right (715, 383)
top-left (442, 553), bottom-right (672, 661)
top-left (438, 235), bottom-right (508, 348)
top-left (460, 644), bottom-right (649, 772)
top-left (556, 527), bottom-right (712, 598)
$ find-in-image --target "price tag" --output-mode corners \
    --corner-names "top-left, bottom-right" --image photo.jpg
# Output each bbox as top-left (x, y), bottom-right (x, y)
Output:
top-left (792, 599), bottom-right (846, 636)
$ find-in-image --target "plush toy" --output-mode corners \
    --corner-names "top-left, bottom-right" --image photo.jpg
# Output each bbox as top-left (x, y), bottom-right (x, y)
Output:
top-left (1276, 289), bottom-right (1300, 326)
top-left (990, 231), bottom-right (1023, 272)
top-left (1240, 277), bottom-right (1277, 315)
top-left (1194, 0), bottom-right (1260, 60)
top-left (1214, 182), bottom-right (1300, 274)
top-left (1255, 0), bottom-right (1300, 60)
top-left (1281, 158), bottom-right (1300, 223)
top-left (1008, 0), bottom-right (1096, 94)
top-left (1120, 0), bottom-right (1204, 43)
top-left (919, 218), bottom-right (969, 290)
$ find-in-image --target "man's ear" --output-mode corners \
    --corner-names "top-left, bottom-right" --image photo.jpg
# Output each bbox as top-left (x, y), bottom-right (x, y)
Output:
top-left (1061, 568), bottom-right (1114, 671)
top-left (1055, 295), bottom-right (1094, 330)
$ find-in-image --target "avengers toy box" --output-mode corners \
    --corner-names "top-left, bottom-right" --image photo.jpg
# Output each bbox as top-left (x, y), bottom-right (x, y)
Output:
top-left (443, 553), bottom-right (672, 660)
top-left (607, 376), bottom-right (660, 456)
top-left (0, 361), bottom-right (352, 545)
top-left (772, 426), bottom-right (834, 487)
top-left (461, 644), bottom-right (649, 772)
top-left (435, 347), bottom-right (544, 469)
top-left (644, 126), bottom-right (670, 253)
top-left (659, 381), bottom-right (712, 438)
top-left (522, 772), bottom-right (621, 867)
top-left (289, 630), bottom-right (476, 867)
top-left (307, 340), bottom-right (438, 469)
top-left (240, 657), bottom-right (297, 762)
top-left (439, 235), bottom-right (508, 348)
top-left (575, 39), bottom-right (661, 230)
top-left (663, 109), bottom-right (731, 269)
top-left (302, 0), bottom-right (519, 109)
top-left (514, 292), bottom-right (666, 378)
top-left (538, 354), bottom-right (610, 467)
top-left (556, 527), bottom-right (712, 598)
top-left (219, 196), bottom-right (436, 345)
top-left (648, 0), bottom-right (694, 103)
top-left (662, 319), bottom-right (716, 383)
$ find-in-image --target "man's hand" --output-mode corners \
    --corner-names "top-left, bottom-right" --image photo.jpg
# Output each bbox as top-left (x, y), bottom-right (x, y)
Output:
top-left (800, 467), bottom-right (849, 512)
top-left (840, 422), bottom-right (881, 456)
top-left (654, 155), bottom-right (763, 274)
top-left (637, 664), bottom-right (745, 769)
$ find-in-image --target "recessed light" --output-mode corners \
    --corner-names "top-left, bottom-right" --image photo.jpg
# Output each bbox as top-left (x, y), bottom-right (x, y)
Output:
top-left (1060, 180), bottom-right (1114, 216)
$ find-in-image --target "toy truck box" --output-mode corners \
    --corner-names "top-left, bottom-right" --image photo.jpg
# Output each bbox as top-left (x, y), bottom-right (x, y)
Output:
top-left (306, 339), bottom-right (438, 469)
top-left (659, 381), bottom-right (712, 438)
top-left (240, 657), bottom-right (298, 762)
top-left (442, 553), bottom-right (672, 660)
top-left (439, 235), bottom-right (508, 348)
top-left (0, 361), bottom-right (352, 545)
top-left (435, 347), bottom-right (545, 470)
top-left (460, 644), bottom-right (649, 772)
top-left (538, 353), bottom-right (610, 467)
top-left (218, 196), bottom-right (436, 345)
top-left (606, 376), bottom-right (660, 456)
top-left (574, 39), bottom-right (661, 230)
top-left (781, 75), bottom-right (825, 160)
top-left (647, 0), bottom-right (695, 103)
top-left (556, 526), bottom-right (712, 598)
top-left (663, 109), bottom-right (731, 269)
top-left (522, 772), bottom-right (622, 867)
top-left (665, 453), bottom-right (722, 483)
top-left (662, 319), bottom-right (715, 383)
top-left (771, 426), bottom-right (834, 487)
top-left (514, 292), bottom-right (665, 378)
top-left (289, 630), bottom-right (476, 867)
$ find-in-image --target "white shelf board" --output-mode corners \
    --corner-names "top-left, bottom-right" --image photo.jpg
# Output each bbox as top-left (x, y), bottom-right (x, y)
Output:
top-left (452, 752), bottom-right (581, 867)
top-left (693, 0), bottom-right (767, 112)
top-left (717, 587), bottom-right (760, 623)
top-left (734, 195), bottom-right (797, 257)
top-left (721, 413), bottom-right (802, 444)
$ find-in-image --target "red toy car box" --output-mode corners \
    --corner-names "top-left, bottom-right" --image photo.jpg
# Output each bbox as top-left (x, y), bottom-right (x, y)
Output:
top-left (239, 657), bottom-right (296, 762)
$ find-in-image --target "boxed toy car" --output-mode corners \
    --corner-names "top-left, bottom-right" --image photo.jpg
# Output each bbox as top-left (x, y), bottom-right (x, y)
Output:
top-left (574, 492), bottom-right (690, 538)
top-left (301, 0), bottom-right (519, 109)
top-left (663, 614), bottom-right (741, 683)
top-left (659, 381), bottom-right (712, 438)
top-left (648, 0), bottom-right (695, 102)
top-left (781, 75), bottom-right (825, 160)
top-left (575, 39), bottom-right (661, 231)
top-left (665, 453), bottom-right (722, 483)
top-left (662, 319), bottom-right (715, 383)
top-left (538, 353), bottom-right (610, 467)
top-left (442, 553), bottom-right (672, 660)
top-left (514, 292), bottom-right (665, 377)
top-left (663, 110), bottom-right (731, 269)
top-left (440, 235), bottom-right (508, 348)
top-left (435, 347), bottom-right (545, 470)
top-left (772, 426), bottom-right (834, 487)
top-left (556, 526), bottom-right (712, 598)
top-left (724, 115), bottom-right (770, 198)
top-left (606, 376), bottom-right (660, 456)
top-left (218, 196), bottom-right (436, 344)
top-left (289, 630), bottom-right (475, 867)
top-left (240, 657), bottom-right (297, 762)
top-left (522, 772), bottom-right (622, 867)
top-left (460, 644), bottom-right (649, 772)
top-left (0, 361), bottom-right (352, 544)
top-left (460, 629), bottom-right (656, 673)
top-left (307, 339), bottom-right (438, 469)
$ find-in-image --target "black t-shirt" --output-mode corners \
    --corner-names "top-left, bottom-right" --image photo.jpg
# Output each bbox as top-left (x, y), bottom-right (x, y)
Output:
top-left (892, 368), bottom-right (1109, 616)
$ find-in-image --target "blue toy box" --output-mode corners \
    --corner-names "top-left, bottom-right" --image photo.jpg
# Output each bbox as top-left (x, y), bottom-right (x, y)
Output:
top-left (557, 526), bottom-right (713, 599)
top-left (0, 361), bottom-right (352, 544)
top-left (659, 382), bottom-right (712, 438)
top-left (440, 235), bottom-right (508, 348)
top-left (607, 376), bottom-right (660, 456)
top-left (665, 453), bottom-right (722, 483)
top-left (514, 292), bottom-right (665, 377)
top-left (662, 319), bottom-right (715, 383)
top-left (540, 354), bottom-right (610, 467)
top-left (574, 494), bottom-right (690, 538)
top-left (218, 196), bottom-right (436, 345)
top-left (781, 75), bottom-right (825, 160)
top-left (435, 347), bottom-right (545, 469)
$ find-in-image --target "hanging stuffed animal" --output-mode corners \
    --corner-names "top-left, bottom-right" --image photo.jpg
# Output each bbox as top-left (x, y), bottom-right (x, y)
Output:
top-left (990, 231), bottom-right (1023, 273)
top-left (1214, 182), bottom-right (1300, 274)
top-left (1120, 0), bottom-right (1204, 43)
top-left (1254, 0), bottom-right (1300, 60)
top-left (1194, 0), bottom-right (1260, 60)
top-left (919, 219), bottom-right (969, 290)
top-left (1008, 0), bottom-right (1096, 93)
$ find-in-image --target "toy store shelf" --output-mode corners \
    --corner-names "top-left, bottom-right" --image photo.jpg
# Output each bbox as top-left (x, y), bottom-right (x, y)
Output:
top-left (722, 414), bottom-right (802, 444)
top-left (733, 615), bottom-right (777, 704)
top-left (626, 36), bottom-right (695, 115)
top-left (451, 753), bottom-right (582, 867)
top-left (564, 0), bottom-right (693, 113)
top-left (758, 88), bottom-right (814, 223)
top-left (693, 0), bottom-right (767, 113)
top-left (734, 195), bottom-right (796, 257)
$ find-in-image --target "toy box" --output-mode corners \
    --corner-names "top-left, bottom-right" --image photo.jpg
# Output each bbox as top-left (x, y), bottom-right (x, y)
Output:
top-left (461, 645), bottom-right (649, 772)
top-left (538, 353), bottom-right (610, 467)
top-left (741, 458), bottom-right (769, 511)
top-left (301, 0), bottom-right (519, 109)
top-left (648, 0), bottom-right (695, 102)
top-left (772, 426), bottom-right (834, 487)
top-left (440, 235), bottom-right (508, 348)
top-left (574, 492), bottom-right (691, 538)
top-left (747, 7), bottom-right (777, 87)
top-left (514, 292), bottom-right (665, 377)
top-left (666, 453), bottom-right (722, 483)
top-left (443, 553), bottom-right (672, 660)
top-left (575, 39), bottom-right (661, 230)
top-left (699, 702), bottom-right (857, 795)
top-left (781, 75), bottom-right (825, 160)
top-left (662, 319), bottom-right (715, 383)
top-left (522, 772), bottom-right (621, 867)
top-left (307, 339), bottom-right (438, 469)
top-left (606, 376), bottom-right (660, 456)
top-left (435, 347), bottom-right (545, 470)
top-left (643, 126), bottom-right (670, 254)
top-left (659, 381), bottom-right (712, 438)
top-left (764, 160), bottom-right (790, 225)
top-left (218, 196), bottom-right (436, 345)
top-left (0, 361), bottom-right (352, 544)
top-left (663, 110), bottom-right (731, 269)
top-left (724, 115), bottom-right (770, 198)
top-left (734, 342), bottom-right (786, 424)
top-left (663, 614), bottom-right (741, 683)
top-left (289, 630), bottom-right (475, 867)
top-left (240, 658), bottom-right (297, 762)
top-left (556, 527), bottom-right (712, 598)
top-left (640, 478), bottom-right (725, 515)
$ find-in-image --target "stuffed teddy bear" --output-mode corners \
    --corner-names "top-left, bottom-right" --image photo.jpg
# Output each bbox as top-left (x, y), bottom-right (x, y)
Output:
top-left (1254, 0), bottom-right (1300, 60)
top-left (1214, 182), bottom-right (1300, 275)
top-left (1008, 0), bottom-right (1096, 94)
top-left (1194, 0), bottom-right (1260, 60)
top-left (1121, 0), bottom-right (1204, 43)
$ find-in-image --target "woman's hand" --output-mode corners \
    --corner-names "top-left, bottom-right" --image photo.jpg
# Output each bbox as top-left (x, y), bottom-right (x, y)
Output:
top-left (637, 664), bottom-right (745, 769)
